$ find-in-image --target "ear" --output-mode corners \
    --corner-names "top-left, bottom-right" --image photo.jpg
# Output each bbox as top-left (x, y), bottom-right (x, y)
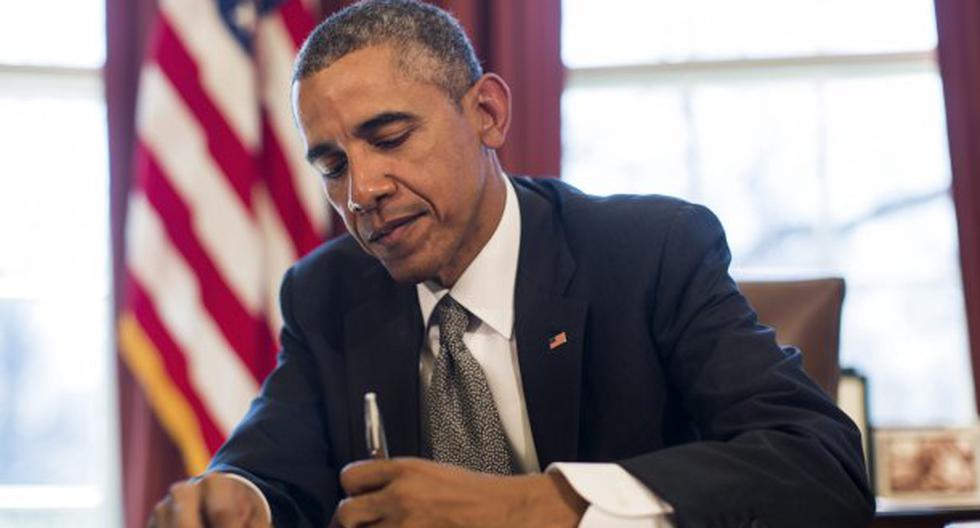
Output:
top-left (464, 73), bottom-right (511, 149)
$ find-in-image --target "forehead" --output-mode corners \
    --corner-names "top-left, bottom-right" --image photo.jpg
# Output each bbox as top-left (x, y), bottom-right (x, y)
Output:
top-left (292, 46), bottom-right (444, 140)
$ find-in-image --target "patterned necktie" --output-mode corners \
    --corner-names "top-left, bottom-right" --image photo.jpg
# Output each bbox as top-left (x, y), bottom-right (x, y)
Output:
top-left (425, 295), bottom-right (516, 474)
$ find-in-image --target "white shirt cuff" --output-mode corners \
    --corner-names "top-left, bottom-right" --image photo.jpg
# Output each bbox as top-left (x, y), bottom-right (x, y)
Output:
top-left (547, 462), bottom-right (675, 528)
top-left (220, 472), bottom-right (273, 525)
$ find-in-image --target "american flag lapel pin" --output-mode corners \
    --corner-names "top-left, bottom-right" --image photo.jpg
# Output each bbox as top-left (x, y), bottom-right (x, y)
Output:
top-left (548, 331), bottom-right (568, 350)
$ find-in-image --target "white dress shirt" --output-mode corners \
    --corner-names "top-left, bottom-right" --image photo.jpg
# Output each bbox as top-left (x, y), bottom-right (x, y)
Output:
top-left (228, 177), bottom-right (675, 526)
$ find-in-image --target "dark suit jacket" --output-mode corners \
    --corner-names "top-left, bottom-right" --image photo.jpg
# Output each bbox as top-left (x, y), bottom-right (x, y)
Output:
top-left (210, 177), bottom-right (874, 527)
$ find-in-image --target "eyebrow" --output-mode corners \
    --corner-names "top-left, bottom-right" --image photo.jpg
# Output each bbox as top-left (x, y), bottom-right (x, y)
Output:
top-left (305, 111), bottom-right (420, 163)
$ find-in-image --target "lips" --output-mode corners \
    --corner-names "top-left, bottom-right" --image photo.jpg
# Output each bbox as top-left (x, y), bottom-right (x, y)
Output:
top-left (366, 212), bottom-right (425, 243)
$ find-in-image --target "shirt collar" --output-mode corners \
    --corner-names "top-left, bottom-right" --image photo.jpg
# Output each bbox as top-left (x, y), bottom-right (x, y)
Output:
top-left (417, 177), bottom-right (521, 339)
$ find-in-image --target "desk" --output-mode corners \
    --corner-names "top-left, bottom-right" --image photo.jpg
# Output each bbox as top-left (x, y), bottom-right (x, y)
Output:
top-left (873, 503), bottom-right (980, 528)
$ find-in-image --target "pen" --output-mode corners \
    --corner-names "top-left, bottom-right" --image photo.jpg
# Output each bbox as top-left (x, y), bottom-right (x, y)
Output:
top-left (364, 392), bottom-right (389, 459)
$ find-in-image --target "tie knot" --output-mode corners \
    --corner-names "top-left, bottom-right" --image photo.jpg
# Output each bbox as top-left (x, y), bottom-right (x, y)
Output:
top-left (435, 295), bottom-right (469, 341)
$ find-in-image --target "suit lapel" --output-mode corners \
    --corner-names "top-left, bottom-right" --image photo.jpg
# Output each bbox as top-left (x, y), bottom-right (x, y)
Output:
top-left (512, 180), bottom-right (588, 469)
top-left (344, 277), bottom-right (423, 461)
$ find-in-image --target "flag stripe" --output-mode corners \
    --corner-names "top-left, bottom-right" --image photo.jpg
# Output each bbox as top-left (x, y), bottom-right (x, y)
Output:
top-left (119, 311), bottom-right (214, 474)
top-left (254, 187), bottom-right (296, 340)
top-left (137, 66), bottom-right (265, 315)
top-left (125, 284), bottom-right (226, 454)
top-left (301, 0), bottom-right (321, 19)
top-left (155, 17), bottom-right (256, 208)
top-left (159, 0), bottom-right (259, 149)
top-left (278, 0), bottom-right (318, 48)
top-left (257, 13), bottom-right (330, 244)
top-left (261, 116), bottom-right (322, 254)
top-left (138, 146), bottom-right (276, 380)
top-left (126, 195), bottom-right (260, 434)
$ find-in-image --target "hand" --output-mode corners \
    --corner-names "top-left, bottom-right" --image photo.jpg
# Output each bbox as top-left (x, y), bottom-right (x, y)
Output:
top-left (147, 473), bottom-right (270, 528)
top-left (333, 457), bottom-right (587, 528)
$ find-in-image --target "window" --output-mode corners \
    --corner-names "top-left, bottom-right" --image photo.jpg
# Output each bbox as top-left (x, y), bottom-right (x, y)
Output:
top-left (0, 1), bottom-right (119, 526)
top-left (562, 0), bottom-right (973, 426)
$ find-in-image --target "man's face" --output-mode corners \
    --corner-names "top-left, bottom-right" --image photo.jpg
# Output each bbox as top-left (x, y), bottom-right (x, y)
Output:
top-left (292, 45), bottom-right (503, 285)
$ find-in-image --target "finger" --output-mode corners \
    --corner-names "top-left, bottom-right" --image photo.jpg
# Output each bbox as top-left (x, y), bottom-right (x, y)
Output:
top-left (247, 515), bottom-right (270, 528)
top-left (334, 494), bottom-right (385, 528)
top-left (168, 481), bottom-right (204, 528)
top-left (147, 496), bottom-right (172, 528)
top-left (199, 474), bottom-right (256, 527)
top-left (339, 460), bottom-right (398, 496)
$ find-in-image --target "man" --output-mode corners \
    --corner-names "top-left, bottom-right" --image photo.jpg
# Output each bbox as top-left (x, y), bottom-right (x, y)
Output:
top-left (150, 1), bottom-right (874, 526)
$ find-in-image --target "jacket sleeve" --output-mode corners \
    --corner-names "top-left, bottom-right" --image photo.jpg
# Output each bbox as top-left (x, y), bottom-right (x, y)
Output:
top-left (207, 267), bottom-right (340, 527)
top-left (619, 203), bottom-right (875, 527)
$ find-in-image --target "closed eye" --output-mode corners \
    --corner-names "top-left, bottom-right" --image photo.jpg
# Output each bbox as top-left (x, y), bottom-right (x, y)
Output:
top-left (374, 129), bottom-right (414, 151)
top-left (318, 156), bottom-right (348, 180)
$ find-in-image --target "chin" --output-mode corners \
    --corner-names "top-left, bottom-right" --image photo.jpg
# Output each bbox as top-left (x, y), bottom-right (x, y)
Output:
top-left (379, 258), bottom-right (435, 285)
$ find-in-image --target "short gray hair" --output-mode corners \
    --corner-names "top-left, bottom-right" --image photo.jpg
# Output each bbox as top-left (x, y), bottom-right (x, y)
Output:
top-left (293, 0), bottom-right (483, 102)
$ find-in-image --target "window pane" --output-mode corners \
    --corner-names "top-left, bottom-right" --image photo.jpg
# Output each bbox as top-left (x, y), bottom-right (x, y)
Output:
top-left (562, 71), bottom-right (972, 426)
top-left (562, 85), bottom-right (691, 198)
top-left (0, 1), bottom-right (105, 67)
top-left (0, 90), bottom-right (117, 524)
top-left (0, 299), bottom-right (112, 482)
top-left (563, 0), bottom-right (937, 68)
top-left (0, 96), bottom-right (110, 295)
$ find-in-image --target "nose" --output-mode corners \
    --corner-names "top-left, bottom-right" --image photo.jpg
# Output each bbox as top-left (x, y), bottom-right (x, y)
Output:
top-left (346, 151), bottom-right (396, 214)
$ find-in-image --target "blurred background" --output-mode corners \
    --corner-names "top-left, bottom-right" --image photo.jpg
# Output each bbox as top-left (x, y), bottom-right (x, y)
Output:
top-left (1, 0), bottom-right (978, 526)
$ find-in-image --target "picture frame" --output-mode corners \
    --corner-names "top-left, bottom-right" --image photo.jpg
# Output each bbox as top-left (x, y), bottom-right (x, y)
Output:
top-left (873, 426), bottom-right (980, 506)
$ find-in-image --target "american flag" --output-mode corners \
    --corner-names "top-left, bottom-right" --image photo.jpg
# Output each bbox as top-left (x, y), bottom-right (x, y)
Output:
top-left (118, 0), bottom-right (330, 475)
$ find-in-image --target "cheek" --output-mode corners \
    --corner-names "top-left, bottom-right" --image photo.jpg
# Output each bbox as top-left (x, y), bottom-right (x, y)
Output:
top-left (410, 134), bottom-right (479, 204)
